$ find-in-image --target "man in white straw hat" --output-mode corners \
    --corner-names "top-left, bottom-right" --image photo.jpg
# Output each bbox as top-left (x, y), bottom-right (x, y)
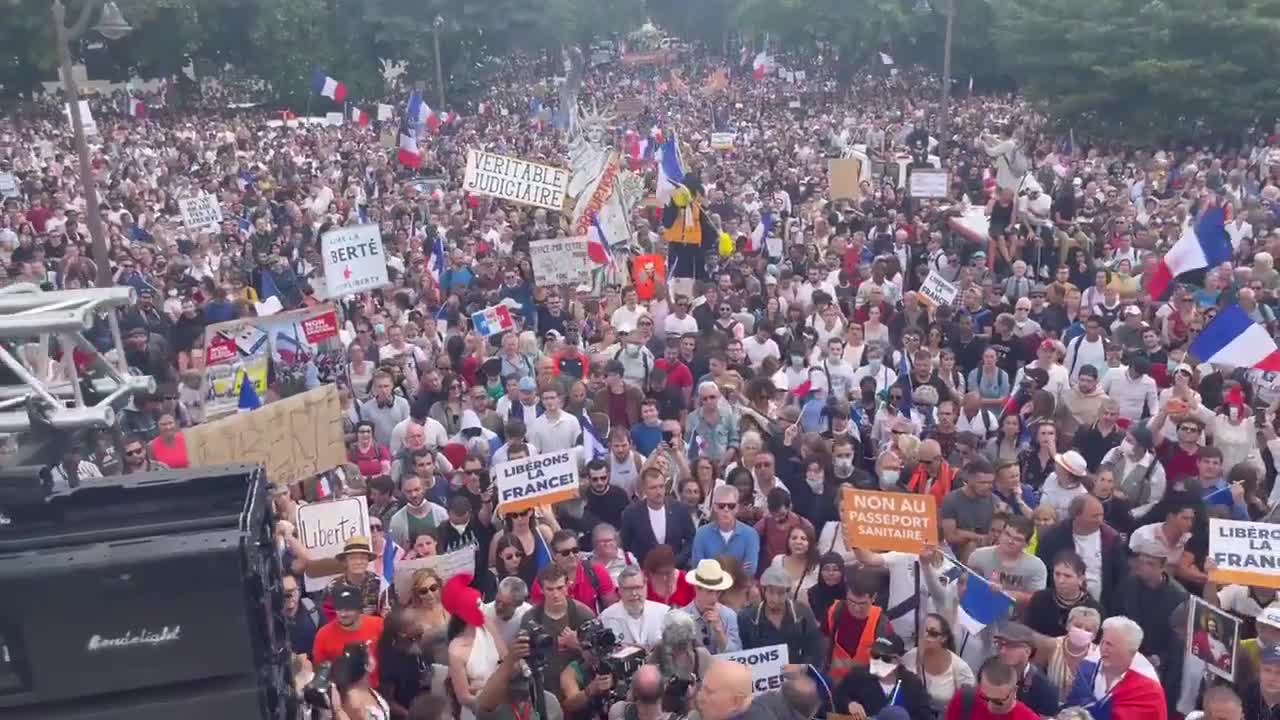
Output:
top-left (680, 558), bottom-right (742, 653)
top-left (1040, 449), bottom-right (1090, 518)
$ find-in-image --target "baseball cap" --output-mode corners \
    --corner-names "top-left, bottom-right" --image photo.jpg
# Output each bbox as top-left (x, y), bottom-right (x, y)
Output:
top-left (871, 635), bottom-right (906, 657)
top-left (1258, 601), bottom-right (1280, 630)
top-left (517, 376), bottom-right (537, 393)
top-left (1262, 645), bottom-right (1280, 665)
top-left (332, 586), bottom-right (363, 611)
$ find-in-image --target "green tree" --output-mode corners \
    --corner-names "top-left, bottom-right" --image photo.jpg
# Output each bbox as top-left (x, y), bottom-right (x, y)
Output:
top-left (992, 0), bottom-right (1280, 140)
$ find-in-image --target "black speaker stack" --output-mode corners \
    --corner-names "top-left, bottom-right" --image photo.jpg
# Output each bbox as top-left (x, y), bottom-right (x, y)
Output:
top-left (0, 463), bottom-right (298, 720)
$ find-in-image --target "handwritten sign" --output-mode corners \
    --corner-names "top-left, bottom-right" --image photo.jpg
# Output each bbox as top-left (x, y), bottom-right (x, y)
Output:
top-left (909, 169), bottom-right (950, 199)
top-left (462, 149), bottom-right (570, 211)
top-left (917, 272), bottom-right (959, 308)
top-left (179, 194), bottom-right (223, 232)
top-left (297, 496), bottom-right (371, 592)
top-left (840, 487), bottom-right (938, 554)
top-left (183, 384), bottom-right (346, 486)
top-left (714, 644), bottom-right (790, 694)
top-left (529, 237), bottom-right (592, 286)
top-left (493, 449), bottom-right (579, 513)
top-left (1209, 519), bottom-right (1280, 589)
top-left (321, 224), bottom-right (389, 297)
top-left (393, 548), bottom-right (477, 603)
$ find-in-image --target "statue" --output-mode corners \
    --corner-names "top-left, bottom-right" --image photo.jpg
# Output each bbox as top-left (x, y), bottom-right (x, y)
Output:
top-left (560, 48), bottom-right (643, 286)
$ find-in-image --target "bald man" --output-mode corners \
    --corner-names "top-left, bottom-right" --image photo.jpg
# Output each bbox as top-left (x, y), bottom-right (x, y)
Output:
top-left (905, 439), bottom-right (958, 504)
top-left (696, 661), bottom-right (753, 720)
top-left (610, 665), bottom-right (665, 720)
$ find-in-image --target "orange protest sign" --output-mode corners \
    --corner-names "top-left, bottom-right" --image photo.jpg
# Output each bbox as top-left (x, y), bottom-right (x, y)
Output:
top-left (840, 487), bottom-right (938, 554)
top-left (632, 254), bottom-right (666, 301)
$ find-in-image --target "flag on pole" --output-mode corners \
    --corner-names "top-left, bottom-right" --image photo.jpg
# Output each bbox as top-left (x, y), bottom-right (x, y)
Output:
top-left (752, 52), bottom-right (774, 81)
top-left (1148, 199), bottom-right (1232, 299)
top-left (955, 570), bottom-right (1014, 634)
top-left (398, 92), bottom-right (424, 168)
top-left (1189, 303), bottom-right (1280, 371)
top-left (348, 106), bottom-right (370, 126)
top-left (656, 134), bottom-right (687, 205)
top-left (587, 212), bottom-right (614, 267)
top-left (879, 51), bottom-right (896, 66)
top-left (126, 96), bottom-right (146, 119)
top-left (310, 70), bottom-right (347, 102)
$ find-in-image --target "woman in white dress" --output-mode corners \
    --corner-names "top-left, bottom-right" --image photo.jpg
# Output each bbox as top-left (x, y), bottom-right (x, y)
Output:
top-left (901, 613), bottom-right (975, 714)
top-left (444, 575), bottom-right (505, 720)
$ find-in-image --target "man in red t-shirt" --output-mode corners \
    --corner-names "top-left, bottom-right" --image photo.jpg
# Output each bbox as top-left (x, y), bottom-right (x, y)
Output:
top-left (530, 529), bottom-right (617, 613)
top-left (943, 659), bottom-right (1039, 720)
top-left (655, 336), bottom-right (694, 402)
top-left (312, 586), bottom-right (385, 687)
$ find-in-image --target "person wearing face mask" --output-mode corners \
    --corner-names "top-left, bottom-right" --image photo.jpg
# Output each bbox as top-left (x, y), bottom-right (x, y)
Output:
top-left (1098, 425), bottom-right (1166, 519)
top-left (851, 343), bottom-right (898, 394)
top-left (833, 635), bottom-right (931, 720)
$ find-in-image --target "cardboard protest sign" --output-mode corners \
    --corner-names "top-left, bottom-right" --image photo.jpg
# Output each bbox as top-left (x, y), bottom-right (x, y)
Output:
top-left (530, 237), bottom-right (592, 286)
top-left (710, 132), bottom-right (737, 150)
top-left (462, 149), bottom-right (570, 211)
top-left (840, 487), bottom-right (938, 554)
top-left (393, 548), bottom-right (477, 603)
top-left (909, 169), bottom-right (950, 199)
top-left (1209, 519), bottom-right (1280, 589)
top-left (65, 100), bottom-right (98, 137)
top-left (631, 254), bottom-right (666, 301)
top-left (493, 449), bottom-right (580, 514)
top-left (828, 158), bottom-right (862, 200)
top-left (917, 272), bottom-right (960, 308)
top-left (321, 224), bottom-right (389, 297)
top-left (616, 98), bottom-right (645, 117)
top-left (297, 496), bottom-right (371, 592)
top-left (1187, 597), bottom-right (1239, 681)
top-left (183, 384), bottom-right (346, 485)
top-left (179, 194), bottom-right (223, 232)
top-left (714, 644), bottom-right (790, 694)
top-left (471, 304), bottom-right (515, 337)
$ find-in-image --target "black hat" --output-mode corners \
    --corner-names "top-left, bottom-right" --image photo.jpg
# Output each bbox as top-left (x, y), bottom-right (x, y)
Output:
top-left (871, 635), bottom-right (906, 657)
top-left (332, 585), bottom-right (363, 611)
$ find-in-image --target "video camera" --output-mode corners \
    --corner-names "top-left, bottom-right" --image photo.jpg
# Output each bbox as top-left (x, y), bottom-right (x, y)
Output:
top-left (523, 621), bottom-right (557, 671)
top-left (577, 620), bottom-right (646, 706)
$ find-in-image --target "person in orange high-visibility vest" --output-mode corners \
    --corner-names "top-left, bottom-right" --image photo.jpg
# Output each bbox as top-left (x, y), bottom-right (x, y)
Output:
top-left (826, 569), bottom-right (894, 684)
top-left (905, 439), bottom-right (957, 506)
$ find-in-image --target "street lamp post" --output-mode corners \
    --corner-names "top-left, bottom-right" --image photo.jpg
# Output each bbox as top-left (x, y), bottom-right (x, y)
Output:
top-left (51, 0), bottom-right (131, 289)
top-left (937, 0), bottom-right (955, 162)
top-left (432, 16), bottom-right (445, 110)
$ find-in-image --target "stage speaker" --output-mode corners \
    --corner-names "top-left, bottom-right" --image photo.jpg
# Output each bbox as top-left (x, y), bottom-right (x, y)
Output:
top-left (0, 464), bottom-right (295, 720)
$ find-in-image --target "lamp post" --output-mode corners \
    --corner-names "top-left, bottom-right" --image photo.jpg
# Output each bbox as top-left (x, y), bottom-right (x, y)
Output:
top-left (937, 0), bottom-right (955, 162)
top-left (51, 0), bottom-right (131, 289)
top-left (432, 16), bottom-right (445, 110)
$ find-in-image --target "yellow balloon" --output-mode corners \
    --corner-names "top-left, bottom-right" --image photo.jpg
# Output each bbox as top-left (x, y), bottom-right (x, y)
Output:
top-left (672, 186), bottom-right (691, 208)
top-left (718, 231), bottom-right (734, 257)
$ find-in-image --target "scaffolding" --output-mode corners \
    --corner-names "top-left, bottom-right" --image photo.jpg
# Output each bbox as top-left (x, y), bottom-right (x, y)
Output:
top-left (0, 283), bottom-right (154, 440)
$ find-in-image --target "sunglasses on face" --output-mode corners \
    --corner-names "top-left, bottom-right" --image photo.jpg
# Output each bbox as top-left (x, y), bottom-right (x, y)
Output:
top-left (870, 652), bottom-right (899, 663)
top-left (924, 628), bottom-right (946, 638)
top-left (501, 552), bottom-right (523, 562)
top-left (555, 546), bottom-right (579, 556)
top-left (370, 525), bottom-right (384, 532)
top-left (716, 502), bottom-right (738, 510)
top-left (416, 584), bottom-right (440, 595)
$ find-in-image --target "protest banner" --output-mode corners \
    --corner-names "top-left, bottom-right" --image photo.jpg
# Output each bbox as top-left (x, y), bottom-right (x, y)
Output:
top-left (493, 449), bottom-right (580, 514)
top-left (828, 158), bottom-right (862, 200)
top-left (297, 496), bottom-right (371, 592)
top-left (184, 384), bottom-right (346, 486)
top-left (616, 98), bottom-right (645, 117)
top-left (714, 644), bottom-right (790, 694)
top-left (917, 272), bottom-right (960, 308)
top-left (179, 194), bottom-right (223, 232)
top-left (393, 548), bottom-right (477, 603)
top-left (529, 237), bottom-right (592, 286)
top-left (1187, 597), bottom-right (1239, 681)
top-left (909, 169), bottom-right (950, 198)
top-left (462, 149), bottom-right (570, 211)
top-left (321, 224), bottom-right (389, 297)
top-left (471, 304), bottom-right (515, 337)
top-left (710, 132), bottom-right (737, 150)
top-left (65, 100), bottom-right (98, 137)
top-left (1209, 519), bottom-right (1280, 589)
top-left (840, 487), bottom-right (938, 554)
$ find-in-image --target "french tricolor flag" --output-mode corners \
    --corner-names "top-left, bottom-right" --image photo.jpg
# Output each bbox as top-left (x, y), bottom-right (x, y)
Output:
top-left (587, 213), bottom-right (614, 267)
top-left (126, 96), bottom-right (146, 119)
top-left (398, 91), bottom-right (425, 168)
top-left (752, 52), bottom-right (773, 81)
top-left (1148, 200), bottom-right (1232, 299)
top-left (1189, 303), bottom-right (1280, 372)
top-left (311, 70), bottom-right (346, 102)
top-left (348, 106), bottom-right (370, 126)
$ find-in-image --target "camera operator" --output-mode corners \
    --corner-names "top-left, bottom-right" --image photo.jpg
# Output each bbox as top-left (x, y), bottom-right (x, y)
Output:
top-left (607, 664), bottom-right (669, 720)
top-left (561, 622), bottom-right (618, 720)
top-left (475, 630), bottom-right (565, 720)
top-left (521, 564), bottom-right (596, 702)
top-left (647, 610), bottom-right (714, 716)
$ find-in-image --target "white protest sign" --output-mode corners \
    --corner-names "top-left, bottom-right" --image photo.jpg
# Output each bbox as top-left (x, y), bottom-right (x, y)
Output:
top-left (179, 194), bottom-right (223, 232)
top-left (393, 547), bottom-right (477, 603)
top-left (377, 104), bottom-right (394, 122)
top-left (710, 132), bottom-right (737, 150)
top-left (529, 237), bottom-right (592, 286)
top-left (321, 224), bottom-right (389, 297)
top-left (715, 644), bottom-right (790, 694)
top-left (462, 149), bottom-right (570, 211)
top-left (493, 449), bottom-right (580, 514)
top-left (917, 272), bottom-right (959, 308)
top-left (325, 112), bottom-right (345, 126)
top-left (297, 496), bottom-right (371, 592)
top-left (1209, 519), bottom-right (1280, 589)
top-left (65, 100), bottom-right (98, 137)
top-left (909, 169), bottom-right (950, 198)
top-left (0, 173), bottom-right (18, 199)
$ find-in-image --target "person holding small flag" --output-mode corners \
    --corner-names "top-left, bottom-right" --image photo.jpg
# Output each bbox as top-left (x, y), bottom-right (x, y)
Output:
top-left (834, 635), bottom-right (932, 720)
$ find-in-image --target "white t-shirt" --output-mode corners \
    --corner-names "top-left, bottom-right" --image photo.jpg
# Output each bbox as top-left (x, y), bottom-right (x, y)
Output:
top-left (611, 305), bottom-right (648, 331)
top-left (599, 600), bottom-right (669, 650)
top-left (1073, 530), bottom-right (1104, 603)
top-left (664, 313), bottom-right (699, 337)
top-left (648, 505), bottom-right (667, 544)
top-left (743, 335), bottom-right (781, 369)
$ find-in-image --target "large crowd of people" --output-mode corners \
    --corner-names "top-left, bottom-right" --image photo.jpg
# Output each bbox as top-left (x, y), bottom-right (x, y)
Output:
top-left (7, 36), bottom-right (1280, 720)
